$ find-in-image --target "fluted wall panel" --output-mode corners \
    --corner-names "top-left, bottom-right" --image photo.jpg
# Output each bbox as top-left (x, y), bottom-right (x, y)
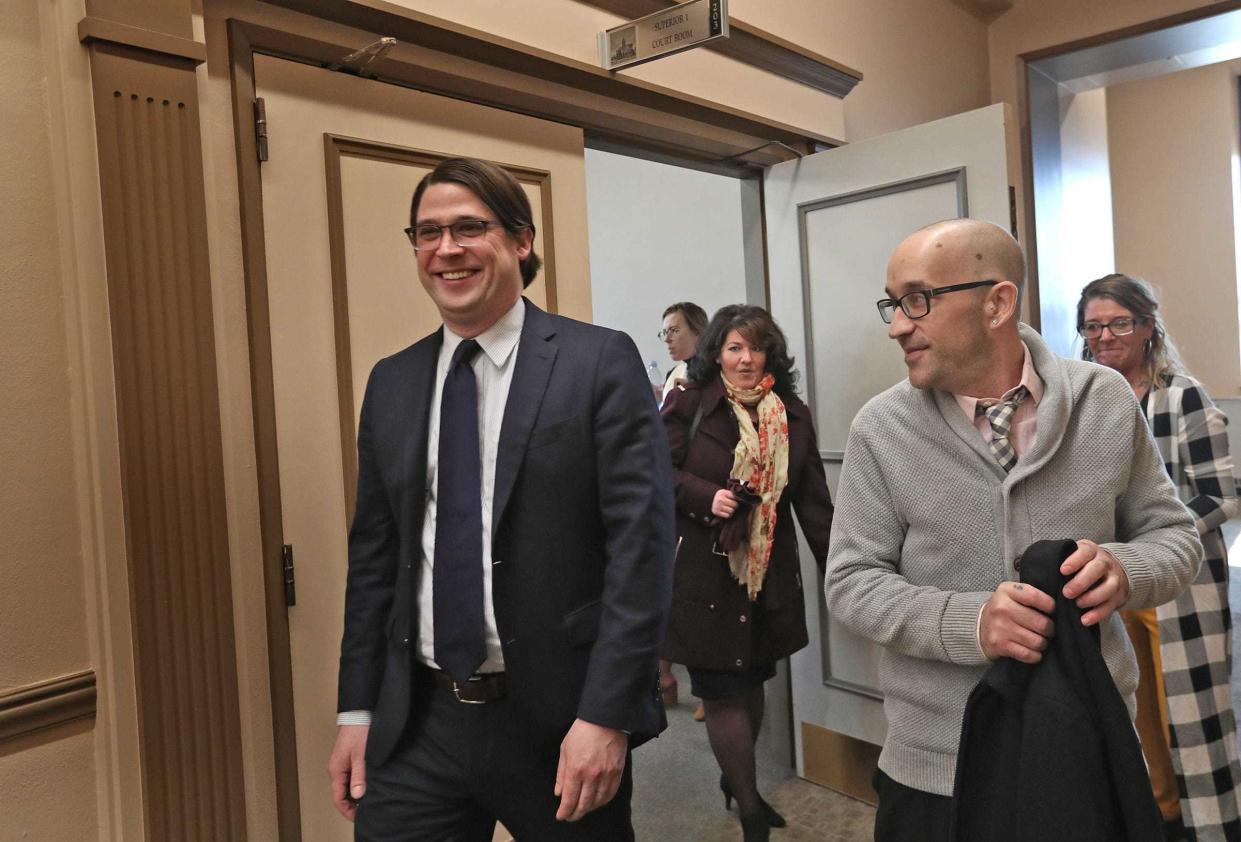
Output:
top-left (88, 43), bottom-right (247, 842)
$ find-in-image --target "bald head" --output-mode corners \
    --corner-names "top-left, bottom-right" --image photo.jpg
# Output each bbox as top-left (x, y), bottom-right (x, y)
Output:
top-left (891, 218), bottom-right (1026, 293)
top-left (884, 218), bottom-right (1027, 395)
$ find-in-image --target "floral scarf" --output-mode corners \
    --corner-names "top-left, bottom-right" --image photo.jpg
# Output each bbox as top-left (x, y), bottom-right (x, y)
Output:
top-left (721, 373), bottom-right (789, 600)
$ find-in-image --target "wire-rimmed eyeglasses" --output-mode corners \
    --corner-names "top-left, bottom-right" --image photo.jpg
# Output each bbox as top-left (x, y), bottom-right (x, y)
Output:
top-left (1077, 317), bottom-right (1141, 339)
top-left (876, 280), bottom-right (998, 324)
top-left (657, 326), bottom-right (682, 340)
top-left (405, 219), bottom-right (504, 251)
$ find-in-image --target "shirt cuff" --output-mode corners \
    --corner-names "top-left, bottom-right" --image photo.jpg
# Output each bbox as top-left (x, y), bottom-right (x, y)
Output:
top-left (336, 710), bottom-right (372, 726)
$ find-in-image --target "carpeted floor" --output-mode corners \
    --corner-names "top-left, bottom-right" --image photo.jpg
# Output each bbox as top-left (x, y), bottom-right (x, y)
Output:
top-left (631, 665), bottom-right (875, 841)
top-left (622, 527), bottom-right (1241, 842)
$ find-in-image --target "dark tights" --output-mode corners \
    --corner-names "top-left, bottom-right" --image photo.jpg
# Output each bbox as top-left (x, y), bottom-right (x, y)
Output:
top-left (703, 685), bottom-right (765, 816)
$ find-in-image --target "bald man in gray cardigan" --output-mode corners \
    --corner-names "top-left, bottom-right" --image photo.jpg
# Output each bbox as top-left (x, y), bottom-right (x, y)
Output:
top-left (825, 219), bottom-right (1201, 841)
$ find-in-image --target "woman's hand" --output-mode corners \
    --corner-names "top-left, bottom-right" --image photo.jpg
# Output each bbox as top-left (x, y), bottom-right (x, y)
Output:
top-left (711, 489), bottom-right (738, 519)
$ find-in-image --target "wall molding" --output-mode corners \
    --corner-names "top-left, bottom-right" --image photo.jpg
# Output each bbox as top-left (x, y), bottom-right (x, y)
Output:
top-left (577, 0), bottom-right (863, 98)
top-left (78, 16), bottom-right (207, 65)
top-left (0, 671), bottom-right (97, 743)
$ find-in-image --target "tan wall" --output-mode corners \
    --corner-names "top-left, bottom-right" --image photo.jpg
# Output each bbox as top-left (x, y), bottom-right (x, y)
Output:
top-left (730, 0), bottom-right (991, 141)
top-left (0, 0), bottom-right (100, 837)
top-left (0, 724), bottom-right (98, 840)
top-left (1107, 60), bottom-right (1241, 397)
top-left (987, 0), bottom-right (1224, 248)
top-left (383, 0), bottom-right (991, 143)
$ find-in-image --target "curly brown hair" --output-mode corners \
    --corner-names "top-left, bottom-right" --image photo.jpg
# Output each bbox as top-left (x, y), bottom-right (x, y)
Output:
top-left (687, 305), bottom-right (799, 397)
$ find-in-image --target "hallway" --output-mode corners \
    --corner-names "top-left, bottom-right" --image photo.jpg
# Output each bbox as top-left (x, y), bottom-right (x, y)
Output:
top-left (624, 526), bottom-right (1241, 842)
top-left (631, 667), bottom-right (876, 841)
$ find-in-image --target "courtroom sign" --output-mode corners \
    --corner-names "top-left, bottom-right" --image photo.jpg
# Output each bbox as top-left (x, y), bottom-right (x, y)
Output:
top-left (599, 0), bottom-right (728, 71)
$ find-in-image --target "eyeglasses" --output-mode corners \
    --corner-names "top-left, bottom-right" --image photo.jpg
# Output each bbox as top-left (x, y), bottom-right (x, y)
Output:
top-left (405, 219), bottom-right (504, 251)
top-left (876, 280), bottom-right (998, 324)
top-left (657, 326), bottom-right (682, 340)
top-left (1078, 317), bottom-right (1140, 339)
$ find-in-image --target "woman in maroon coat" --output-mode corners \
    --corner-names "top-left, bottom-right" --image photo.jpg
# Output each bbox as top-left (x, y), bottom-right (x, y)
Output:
top-left (661, 305), bottom-right (833, 842)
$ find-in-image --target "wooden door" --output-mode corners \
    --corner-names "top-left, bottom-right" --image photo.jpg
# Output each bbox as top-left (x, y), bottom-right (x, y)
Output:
top-left (255, 53), bottom-right (589, 840)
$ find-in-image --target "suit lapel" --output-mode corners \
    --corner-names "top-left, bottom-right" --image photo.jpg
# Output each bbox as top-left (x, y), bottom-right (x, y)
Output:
top-left (492, 300), bottom-right (557, 533)
top-left (400, 328), bottom-right (443, 526)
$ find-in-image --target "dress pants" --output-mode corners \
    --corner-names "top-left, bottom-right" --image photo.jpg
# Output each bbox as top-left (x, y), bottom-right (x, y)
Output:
top-left (872, 769), bottom-right (950, 842)
top-left (355, 675), bottom-right (634, 842)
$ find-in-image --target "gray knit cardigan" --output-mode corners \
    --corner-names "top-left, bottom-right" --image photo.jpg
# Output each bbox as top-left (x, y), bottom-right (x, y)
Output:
top-left (824, 324), bottom-right (1202, 797)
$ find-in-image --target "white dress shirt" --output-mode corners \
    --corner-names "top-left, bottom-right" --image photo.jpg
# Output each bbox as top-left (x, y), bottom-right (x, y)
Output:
top-left (337, 298), bottom-right (523, 726)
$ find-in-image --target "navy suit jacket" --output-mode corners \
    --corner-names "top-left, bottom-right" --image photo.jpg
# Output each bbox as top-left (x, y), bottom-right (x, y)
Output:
top-left (337, 298), bottom-right (676, 766)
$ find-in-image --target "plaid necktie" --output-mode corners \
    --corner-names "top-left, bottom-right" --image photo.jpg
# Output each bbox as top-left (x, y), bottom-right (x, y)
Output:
top-left (976, 385), bottom-right (1029, 473)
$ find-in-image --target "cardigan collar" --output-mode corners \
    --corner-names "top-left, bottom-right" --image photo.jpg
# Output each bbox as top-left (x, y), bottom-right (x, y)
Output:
top-left (929, 324), bottom-right (1072, 482)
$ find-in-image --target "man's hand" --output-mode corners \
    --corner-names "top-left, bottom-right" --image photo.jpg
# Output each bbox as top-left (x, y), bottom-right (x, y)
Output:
top-left (980, 581), bottom-right (1056, 663)
top-left (711, 489), bottom-right (738, 519)
top-left (328, 724), bottom-right (369, 822)
top-left (554, 719), bottom-right (628, 822)
top-left (1061, 539), bottom-right (1130, 626)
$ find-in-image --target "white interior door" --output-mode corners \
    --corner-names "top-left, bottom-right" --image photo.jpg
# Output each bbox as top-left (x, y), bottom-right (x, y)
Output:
top-left (254, 54), bottom-right (589, 841)
top-left (764, 104), bottom-right (1014, 780)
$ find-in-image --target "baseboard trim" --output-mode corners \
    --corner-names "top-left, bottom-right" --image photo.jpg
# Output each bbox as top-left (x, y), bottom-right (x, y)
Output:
top-left (800, 722), bottom-right (880, 805)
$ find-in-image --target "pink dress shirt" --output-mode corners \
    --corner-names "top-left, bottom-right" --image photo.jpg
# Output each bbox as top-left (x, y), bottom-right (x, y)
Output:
top-left (954, 342), bottom-right (1043, 457)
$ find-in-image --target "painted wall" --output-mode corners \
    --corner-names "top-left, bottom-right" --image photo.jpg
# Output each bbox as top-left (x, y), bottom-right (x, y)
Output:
top-left (728, 0), bottom-right (991, 142)
top-left (585, 148), bottom-right (750, 374)
top-left (987, 0), bottom-right (1226, 249)
top-left (383, 0), bottom-right (993, 143)
top-left (0, 0), bottom-right (98, 838)
top-left (1107, 60), bottom-right (1241, 397)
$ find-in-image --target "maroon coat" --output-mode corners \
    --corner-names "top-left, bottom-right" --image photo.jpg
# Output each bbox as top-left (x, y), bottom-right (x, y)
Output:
top-left (661, 377), bottom-right (833, 671)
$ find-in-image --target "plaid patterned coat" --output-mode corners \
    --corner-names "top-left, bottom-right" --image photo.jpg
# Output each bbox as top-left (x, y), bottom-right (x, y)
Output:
top-left (1145, 374), bottom-right (1241, 840)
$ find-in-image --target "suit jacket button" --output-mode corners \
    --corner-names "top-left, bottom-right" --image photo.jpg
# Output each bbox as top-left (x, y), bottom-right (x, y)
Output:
top-left (739, 615), bottom-right (747, 623)
top-left (402, 637), bottom-right (409, 646)
top-left (689, 512), bottom-right (696, 519)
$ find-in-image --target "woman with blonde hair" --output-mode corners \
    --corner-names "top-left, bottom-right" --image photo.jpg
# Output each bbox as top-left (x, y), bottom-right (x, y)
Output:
top-left (1078, 273), bottom-right (1241, 840)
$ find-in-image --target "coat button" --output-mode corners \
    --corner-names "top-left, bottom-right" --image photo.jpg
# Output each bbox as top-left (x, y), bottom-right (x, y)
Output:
top-left (739, 615), bottom-right (747, 623)
top-left (402, 637), bottom-right (409, 646)
top-left (709, 603), bottom-right (715, 610)
top-left (735, 659), bottom-right (743, 667)
top-left (689, 512), bottom-right (696, 519)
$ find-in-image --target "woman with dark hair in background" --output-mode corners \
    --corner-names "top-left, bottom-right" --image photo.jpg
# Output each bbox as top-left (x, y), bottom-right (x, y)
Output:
top-left (661, 305), bottom-right (833, 841)
top-left (1078, 274), bottom-right (1241, 841)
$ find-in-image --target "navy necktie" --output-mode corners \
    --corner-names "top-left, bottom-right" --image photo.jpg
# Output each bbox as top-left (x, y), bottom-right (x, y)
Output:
top-left (433, 338), bottom-right (487, 684)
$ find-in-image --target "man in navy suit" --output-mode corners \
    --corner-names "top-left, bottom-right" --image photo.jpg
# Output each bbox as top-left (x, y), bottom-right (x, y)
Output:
top-left (327, 157), bottom-right (675, 840)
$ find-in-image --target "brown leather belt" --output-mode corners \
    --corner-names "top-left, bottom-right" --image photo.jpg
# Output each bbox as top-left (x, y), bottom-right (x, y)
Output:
top-left (427, 668), bottom-right (507, 704)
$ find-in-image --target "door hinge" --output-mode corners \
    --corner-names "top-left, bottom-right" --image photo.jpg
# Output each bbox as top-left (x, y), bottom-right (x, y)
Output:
top-left (1008, 185), bottom-right (1018, 239)
top-left (282, 543), bottom-right (296, 606)
top-left (254, 97), bottom-right (268, 163)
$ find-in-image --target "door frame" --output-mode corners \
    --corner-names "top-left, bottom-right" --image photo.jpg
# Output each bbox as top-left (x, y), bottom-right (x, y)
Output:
top-left (223, 8), bottom-right (824, 837)
top-left (1014, 0), bottom-right (1241, 332)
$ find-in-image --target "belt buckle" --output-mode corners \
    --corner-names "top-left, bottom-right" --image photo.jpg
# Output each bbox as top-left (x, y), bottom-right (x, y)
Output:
top-left (451, 678), bottom-right (488, 705)
top-left (711, 539), bottom-right (728, 557)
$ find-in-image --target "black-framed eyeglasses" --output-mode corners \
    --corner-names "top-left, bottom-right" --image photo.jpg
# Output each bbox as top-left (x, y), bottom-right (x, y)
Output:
top-left (405, 219), bottom-right (504, 251)
top-left (876, 280), bottom-right (998, 324)
top-left (1077, 317), bottom-right (1141, 339)
top-left (657, 326), bottom-right (682, 340)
